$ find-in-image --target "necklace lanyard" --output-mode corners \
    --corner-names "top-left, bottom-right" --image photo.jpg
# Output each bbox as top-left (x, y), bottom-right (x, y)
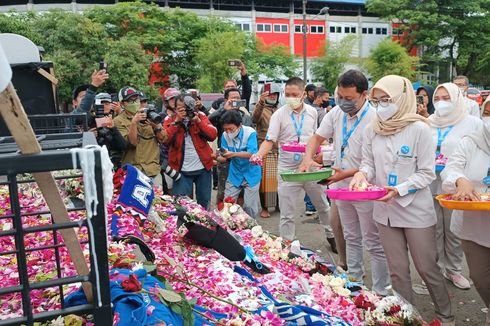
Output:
top-left (340, 105), bottom-right (369, 159)
top-left (230, 129), bottom-right (243, 152)
top-left (436, 125), bottom-right (454, 154)
top-left (290, 111), bottom-right (305, 143)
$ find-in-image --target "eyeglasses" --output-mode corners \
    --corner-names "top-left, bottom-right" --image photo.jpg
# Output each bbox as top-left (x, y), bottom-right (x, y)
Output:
top-left (368, 97), bottom-right (395, 108)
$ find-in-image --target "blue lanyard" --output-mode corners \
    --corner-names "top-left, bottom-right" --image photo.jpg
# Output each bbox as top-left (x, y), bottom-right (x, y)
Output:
top-left (290, 111), bottom-right (305, 142)
top-left (436, 125), bottom-right (453, 154)
top-left (341, 105), bottom-right (369, 159)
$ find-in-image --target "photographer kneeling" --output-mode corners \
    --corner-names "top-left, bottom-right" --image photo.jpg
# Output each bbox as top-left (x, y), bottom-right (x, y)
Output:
top-left (114, 86), bottom-right (167, 179)
top-left (164, 95), bottom-right (217, 209)
top-left (88, 93), bottom-right (127, 167)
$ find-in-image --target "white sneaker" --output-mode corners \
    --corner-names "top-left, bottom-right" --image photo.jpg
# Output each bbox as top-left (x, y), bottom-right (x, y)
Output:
top-left (443, 271), bottom-right (471, 290)
top-left (305, 209), bottom-right (317, 216)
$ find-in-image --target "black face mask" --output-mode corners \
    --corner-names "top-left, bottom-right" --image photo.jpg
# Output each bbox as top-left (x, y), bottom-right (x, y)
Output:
top-left (321, 101), bottom-right (330, 108)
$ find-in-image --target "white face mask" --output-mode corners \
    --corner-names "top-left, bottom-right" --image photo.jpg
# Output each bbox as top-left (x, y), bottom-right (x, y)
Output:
top-left (285, 97), bottom-right (302, 110)
top-left (434, 101), bottom-right (454, 116)
top-left (227, 129), bottom-right (240, 139)
top-left (458, 87), bottom-right (467, 95)
top-left (482, 116), bottom-right (490, 124)
top-left (376, 103), bottom-right (398, 122)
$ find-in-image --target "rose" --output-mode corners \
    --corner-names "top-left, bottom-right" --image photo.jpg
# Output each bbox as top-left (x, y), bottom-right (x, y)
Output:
top-left (121, 274), bottom-right (142, 292)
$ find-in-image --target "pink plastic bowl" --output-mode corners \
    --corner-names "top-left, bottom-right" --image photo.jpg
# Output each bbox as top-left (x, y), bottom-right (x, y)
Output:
top-left (326, 188), bottom-right (388, 201)
top-left (281, 144), bottom-right (322, 154)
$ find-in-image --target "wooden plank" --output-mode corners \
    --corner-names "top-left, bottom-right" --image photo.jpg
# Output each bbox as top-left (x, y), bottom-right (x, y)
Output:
top-left (0, 83), bottom-right (93, 302)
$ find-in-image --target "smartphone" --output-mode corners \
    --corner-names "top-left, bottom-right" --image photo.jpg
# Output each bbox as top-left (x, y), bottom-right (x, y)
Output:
top-left (219, 148), bottom-right (227, 154)
top-left (227, 59), bottom-right (241, 67)
top-left (264, 83), bottom-right (271, 93)
top-left (231, 99), bottom-right (246, 108)
top-left (416, 95), bottom-right (424, 105)
top-left (99, 60), bottom-right (108, 72)
top-left (95, 116), bottom-right (111, 128)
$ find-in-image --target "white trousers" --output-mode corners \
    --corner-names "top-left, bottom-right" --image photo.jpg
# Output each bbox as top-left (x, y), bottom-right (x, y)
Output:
top-left (336, 199), bottom-right (390, 295)
top-left (277, 179), bottom-right (332, 241)
top-left (434, 198), bottom-right (464, 274)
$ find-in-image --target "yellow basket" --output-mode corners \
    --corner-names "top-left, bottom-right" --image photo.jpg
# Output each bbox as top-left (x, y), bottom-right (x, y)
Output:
top-left (436, 194), bottom-right (490, 212)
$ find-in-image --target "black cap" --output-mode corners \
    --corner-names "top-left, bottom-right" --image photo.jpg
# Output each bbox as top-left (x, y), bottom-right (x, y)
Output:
top-left (139, 91), bottom-right (148, 101)
top-left (72, 84), bottom-right (91, 100)
top-left (118, 86), bottom-right (140, 102)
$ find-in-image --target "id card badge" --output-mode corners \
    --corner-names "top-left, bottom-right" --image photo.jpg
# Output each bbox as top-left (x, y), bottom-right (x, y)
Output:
top-left (294, 153), bottom-right (301, 162)
top-left (388, 172), bottom-right (398, 187)
top-left (483, 167), bottom-right (490, 185)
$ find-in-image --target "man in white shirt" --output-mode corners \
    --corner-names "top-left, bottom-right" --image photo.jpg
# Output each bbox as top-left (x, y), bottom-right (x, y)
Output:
top-left (453, 75), bottom-right (481, 118)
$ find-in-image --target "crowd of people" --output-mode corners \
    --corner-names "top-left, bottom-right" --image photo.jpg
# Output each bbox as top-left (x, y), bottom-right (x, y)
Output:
top-left (69, 62), bottom-right (489, 325)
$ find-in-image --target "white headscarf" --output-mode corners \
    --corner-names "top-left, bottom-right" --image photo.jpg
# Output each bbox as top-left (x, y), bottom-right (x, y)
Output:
top-left (371, 75), bottom-right (428, 136)
top-left (428, 83), bottom-right (467, 128)
top-left (466, 119), bottom-right (490, 155)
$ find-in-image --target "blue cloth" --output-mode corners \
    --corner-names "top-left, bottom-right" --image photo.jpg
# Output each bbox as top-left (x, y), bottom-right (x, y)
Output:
top-left (111, 164), bottom-right (155, 237)
top-left (172, 168), bottom-right (212, 210)
top-left (220, 127), bottom-right (261, 188)
top-left (65, 269), bottom-right (226, 326)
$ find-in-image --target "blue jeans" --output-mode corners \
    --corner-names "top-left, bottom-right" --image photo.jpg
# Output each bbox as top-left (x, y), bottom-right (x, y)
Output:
top-left (173, 169), bottom-right (212, 210)
top-left (304, 194), bottom-right (316, 211)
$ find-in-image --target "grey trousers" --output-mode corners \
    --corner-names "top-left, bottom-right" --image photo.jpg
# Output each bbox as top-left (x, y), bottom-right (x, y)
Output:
top-left (462, 240), bottom-right (490, 311)
top-left (337, 200), bottom-right (390, 295)
top-left (330, 200), bottom-right (346, 267)
top-left (277, 179), bottom-right (332, 241)
top-left (225, 180), bottom-right (260, 219)
top-left (377, 223), bottom-right (454, 323)
top-left (434, 198), bottom-right (464, 274)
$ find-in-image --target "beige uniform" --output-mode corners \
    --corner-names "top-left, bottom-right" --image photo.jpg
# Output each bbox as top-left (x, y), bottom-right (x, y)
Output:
top-left (266, 104), bottom-right (332, 240)
top-left (430, 115), bottom-right (483, 275)
top-left (114, 111), bottom-right (160, 177)
top-left (359, 121), bottom-right (453, 322)
top-left (442, 136), bottom-right (490, 318)
top-left (316, 103), bottom-right (390, 295)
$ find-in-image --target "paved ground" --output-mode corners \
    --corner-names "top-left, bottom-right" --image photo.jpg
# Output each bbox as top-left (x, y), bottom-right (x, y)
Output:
top-left (256, 200), bottom-right (487, 325)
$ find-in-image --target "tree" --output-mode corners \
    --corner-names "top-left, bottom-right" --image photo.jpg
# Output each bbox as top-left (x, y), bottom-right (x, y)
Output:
top-left (365, 38), bottom-right (418, 83)
top-left (310, 35), bottom-right (357, 91)
top-left (366, 0), bottom-right (490, 85)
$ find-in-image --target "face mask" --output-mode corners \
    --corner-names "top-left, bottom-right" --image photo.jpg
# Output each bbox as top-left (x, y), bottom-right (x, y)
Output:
top-left (337, 98), bottom-right (358, 113)
top-left (376, 103), bottom-right (398, 122)
top-left (458, 87), bottom-right (466, 95)
top-left (483, 116), bottom-right (490, 124)
top-left (434, 101), bottom-right (454, 116)
top-left (124, 101), bottom-right (140, 114)
top-left (228, 129), bottom-right (240, 139)
top-left (321, 100), bottom-right (330, 108)
top-left (265, 99), bottom-right (276, 105)
top-left (285, 97), bottom-right (302, 110)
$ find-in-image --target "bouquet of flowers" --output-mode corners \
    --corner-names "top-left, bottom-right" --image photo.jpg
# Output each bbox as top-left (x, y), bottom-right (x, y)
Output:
top-left (216, 196), bottom-right (257, 231)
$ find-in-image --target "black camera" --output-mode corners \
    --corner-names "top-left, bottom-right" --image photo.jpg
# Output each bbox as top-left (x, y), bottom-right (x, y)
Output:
top-left (143, 105), bottom-right (163, 124)
top-left (183, 95), bottom-right (196, 119)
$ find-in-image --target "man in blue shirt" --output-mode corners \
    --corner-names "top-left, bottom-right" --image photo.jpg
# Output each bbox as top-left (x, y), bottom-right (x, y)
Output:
top-left (217, 110), bottom-right (261, 218)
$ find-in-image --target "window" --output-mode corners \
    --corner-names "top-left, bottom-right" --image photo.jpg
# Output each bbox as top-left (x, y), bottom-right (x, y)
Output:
top-left (295, 25), bottom-right (302, 33)
top-left (256, 23), bottom-right (271, 32)
top-left (330, 26), bottom-right (336, 33)
top-left (381, 27), bottom-right (387, 35)
top-left (376, 27), bottom-right (382, 35)
top-left (345, 27), bottom-right (350, 33)
top-left (273, 24), bottom-right (288, 33)
top-left (317, 26), bottom-right (324, 34)
top-left (310, 25), bottom-right (324, 34)
top-left (362, 27), bottom-right (367, 34)
top-left (336, 26), bottom-right (342, 33)
top-left (351, 27), bottom-right (356, 33)
top-left (368, 27), bottom-right (373, 34)
top-left (235, 23), bottom-right (251, 32)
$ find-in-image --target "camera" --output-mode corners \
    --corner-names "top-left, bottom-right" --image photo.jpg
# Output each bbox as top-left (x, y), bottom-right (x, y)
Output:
top-left (231, 99), bottom-right (246, 109)
top-left (183, 95), bottom-right (197, 119)
top-left (164, 165), bottom-right (181, 181)
top-left (143, 105), bottom-right (163, 124)
top-left (227, 59), bottom-right (241, 67)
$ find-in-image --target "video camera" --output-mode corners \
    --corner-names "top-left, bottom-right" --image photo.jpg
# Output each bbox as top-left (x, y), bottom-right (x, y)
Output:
top-left (183, 95), bottom-right (197, 119)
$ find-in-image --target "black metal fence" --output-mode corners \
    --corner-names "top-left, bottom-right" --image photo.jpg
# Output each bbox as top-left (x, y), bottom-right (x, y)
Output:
top-left (0, 133), bottom-right (112, 325)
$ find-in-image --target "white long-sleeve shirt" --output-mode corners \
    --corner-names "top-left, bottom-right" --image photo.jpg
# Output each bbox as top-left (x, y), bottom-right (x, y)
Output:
top-left (430, 115), bottom-right (483, 194)
top-left (464, 97), bottom-right (481, 118)
top-left (441, 137), bottom-right (490, 248)
top-left (359, 121), bottom-right (437, 228)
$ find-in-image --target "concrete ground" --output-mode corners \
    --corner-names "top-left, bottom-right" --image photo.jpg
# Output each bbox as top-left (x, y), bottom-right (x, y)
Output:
top-left (255, 197), bottom-right (487, 325)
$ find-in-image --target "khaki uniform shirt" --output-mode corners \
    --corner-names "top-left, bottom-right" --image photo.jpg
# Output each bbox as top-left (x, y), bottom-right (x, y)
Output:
top-left (114, 111), bottom-right (160, 177)
top-left (265, 104), bottom-right (318, 171)
top-left (252, 102), bottom-right (278, 152)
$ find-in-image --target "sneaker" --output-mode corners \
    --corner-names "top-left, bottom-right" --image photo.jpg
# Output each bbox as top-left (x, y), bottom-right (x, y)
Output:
top-left (443, 271), bottom-right (471, 290)
top-left (305, 209), bottom-right (317, 216)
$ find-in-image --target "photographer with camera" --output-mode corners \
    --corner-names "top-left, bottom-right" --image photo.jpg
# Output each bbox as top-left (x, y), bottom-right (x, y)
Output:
top-left (114, 86), bottom-right (167, 179)
top-left (164, 95), bottom-right (217, 209)
top-left (211, 60), bottom-right (252, 112)
top-left (87, 93), bottom-right (127, 166)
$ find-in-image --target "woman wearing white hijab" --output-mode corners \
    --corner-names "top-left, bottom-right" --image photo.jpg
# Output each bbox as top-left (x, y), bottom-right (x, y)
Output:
top-left (441, 120), bottom-right (490, 326)
top-left (350, 75), bottom-right (454, 325)
top-left (428, 83), bottom-right (483, 289)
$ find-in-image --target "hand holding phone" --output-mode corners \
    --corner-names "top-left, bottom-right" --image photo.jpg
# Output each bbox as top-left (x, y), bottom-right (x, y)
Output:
top-left (227, 59), bottom-right (242, 67)
top-left (231, 99), bottom-right (246, 108)
top-left (264, 83), bottom-right (271, 93)
top-left (416, 95), bottom-right (424, 105)
top-left (99, 60), bottom-right (108, 73)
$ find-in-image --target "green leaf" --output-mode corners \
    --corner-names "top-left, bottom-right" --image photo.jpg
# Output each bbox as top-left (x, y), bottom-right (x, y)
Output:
top-left (188, 297), bottom-right (198, 307)
top-left (170, 303), bottom-right (182, 315)
top-left (153, 274), bottom-right (167, 284)
top-left (158, 288), bottom-right (182, 303)
top-left (143, 263), bottom-right (157, 273)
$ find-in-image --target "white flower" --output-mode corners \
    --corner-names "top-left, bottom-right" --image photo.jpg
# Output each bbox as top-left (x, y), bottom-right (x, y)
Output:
top-left (328, 277), bottom-right (345, 288)
top-left (251, 225), bottom-right (263, 238)
top-left (333, 287), bottom-right (351, 297)
top-left (229, 205), bottom-right (239, 214)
